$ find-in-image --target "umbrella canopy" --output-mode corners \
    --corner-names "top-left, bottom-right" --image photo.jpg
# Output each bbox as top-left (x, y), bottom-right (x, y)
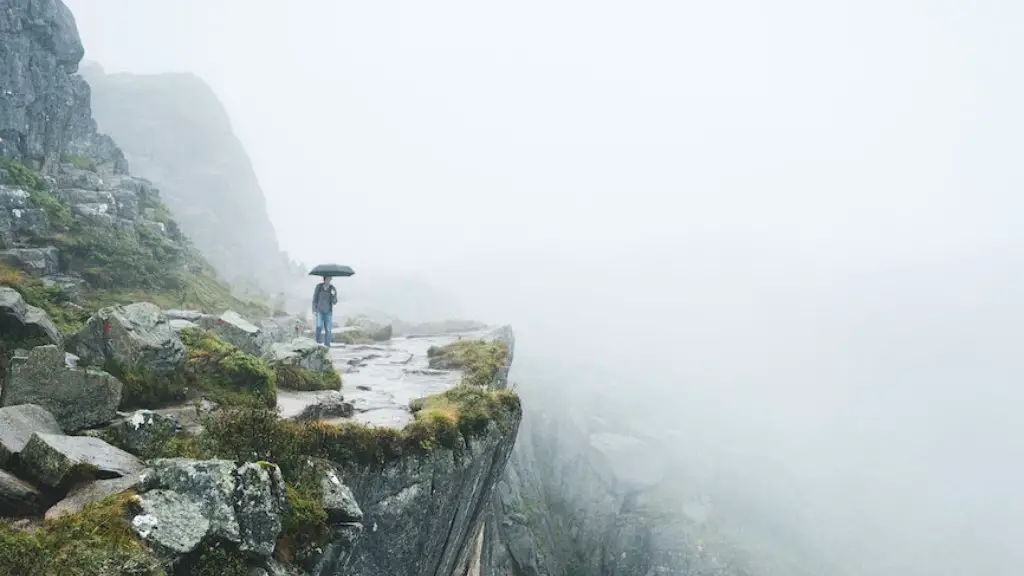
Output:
top-left (309, 263), bottom-right (355, 277)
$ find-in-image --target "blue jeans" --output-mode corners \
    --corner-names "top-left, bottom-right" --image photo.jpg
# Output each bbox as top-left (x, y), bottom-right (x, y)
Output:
top-left (315, 310), bottom-right (333, 345)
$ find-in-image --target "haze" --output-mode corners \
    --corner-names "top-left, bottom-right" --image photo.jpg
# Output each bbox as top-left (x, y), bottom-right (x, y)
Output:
top-left (68, 1), bottom-right (1024, 575)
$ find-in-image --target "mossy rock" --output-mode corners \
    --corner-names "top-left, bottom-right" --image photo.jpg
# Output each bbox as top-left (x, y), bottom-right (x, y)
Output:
top-left (336, 329), bottom-right (373, 345)
top-left (273, 363), bottom-right (340, 392)
top-left (426, 339), bottom-right (510, 387)
top-left (0, 493), bottom-right (164, 576)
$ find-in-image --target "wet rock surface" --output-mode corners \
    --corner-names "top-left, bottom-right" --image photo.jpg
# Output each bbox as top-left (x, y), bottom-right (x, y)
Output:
top-left (277, 329), bottom-right (494, 429)
top-left (0, 468), bottom-right (40, 516)
top-left (1, 344), bottom-right (122, 432)
top-left (293, 391), bottom-right (353, 421)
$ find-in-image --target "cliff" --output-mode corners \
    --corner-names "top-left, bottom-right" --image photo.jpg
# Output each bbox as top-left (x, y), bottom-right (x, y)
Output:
top-left (0, 1), bottom-right (523, 574)
top-left (78, 64), bottom-right (295, 294)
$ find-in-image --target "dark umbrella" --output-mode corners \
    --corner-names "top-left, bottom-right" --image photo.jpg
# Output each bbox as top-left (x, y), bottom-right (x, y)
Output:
top-left (309, 263), bottom-right (355, 277)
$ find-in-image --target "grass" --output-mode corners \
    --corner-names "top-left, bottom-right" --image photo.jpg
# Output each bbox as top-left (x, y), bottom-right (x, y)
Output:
top-left (0, 263), bottom-right (90, 334)
top-left (274, 363), bottom-right (341, 392)
top-left (0, 493), bottom-right (164, 576)
top-left (427, 339), bottom-right (510, 387)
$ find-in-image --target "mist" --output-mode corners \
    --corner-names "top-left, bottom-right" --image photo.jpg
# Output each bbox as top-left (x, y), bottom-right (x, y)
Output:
top-left (66, 1), bottom-right (1024, 575)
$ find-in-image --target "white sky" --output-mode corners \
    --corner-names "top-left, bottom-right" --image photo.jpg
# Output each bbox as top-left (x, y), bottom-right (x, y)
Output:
top-left (65, 0), bottom-right (1023, 274)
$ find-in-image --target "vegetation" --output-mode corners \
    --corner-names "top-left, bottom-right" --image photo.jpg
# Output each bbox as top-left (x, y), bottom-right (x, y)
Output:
top-left (0, 160), bottom-right (72, 228)
top-left (273, 363), bottom-right (341, 392)
top-left (427, 338), bottom-right (510, 387)
top-left (0, 263), bottom-right (90, 333)
top-left (110, 329), bottom-right (276, 410)
top-left (62, 154), bottom-right (97, 171)
top-left (0, 493), bottom-right (164, 576)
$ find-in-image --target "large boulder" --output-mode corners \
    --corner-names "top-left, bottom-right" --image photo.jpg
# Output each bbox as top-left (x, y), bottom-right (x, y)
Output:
top-left (294, 391), bottom-right (353, 421)
top-left (266, 338), bottom-right (333, 373)
top-left (66, 302), bottom-right (186, 374)
top-left (20, 432), bottom-right (143, 487)
top-left (0, 468), bottom-right (41, 517)
top-left (0, 287), bottom-right (62, 347)
top-left (202, 310), bottom-right (262, 357)
top-left (0, 403), bottom-right (63, 466)
top-left (1, 345), bottom-right (122, 432)
top-left (131, 458), bottom-right (289, 563)
top-left (87, 410), bottom-right (178, 459)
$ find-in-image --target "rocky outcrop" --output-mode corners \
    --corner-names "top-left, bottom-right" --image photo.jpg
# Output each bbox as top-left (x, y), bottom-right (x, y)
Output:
top-left (0, 344), bottom-right (121, 432)
top-left (293, 391), bottom-right (353, 421)
top-left (79, 63), bottom-right (294, 293)
top-left (0, 287), bottom-right (62, 346)
top-left (0, 0), bottom-right (126, 172)
top-left (266, 337), bottom-right (333, 373)
top-left (66, 302), bottom-right (186, 373)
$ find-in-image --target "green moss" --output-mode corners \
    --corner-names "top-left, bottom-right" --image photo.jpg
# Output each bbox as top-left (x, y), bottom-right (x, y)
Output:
top-left (274, 363), bottom-right (341, 392)
top-left (276, 483), bottom-right (330, 564)
top-left (181, 328), bottom-right (276, 408)
top-left (63, 154), bottom-right (97, 171)
top-left (409, 385), bottom-right (521, 437)
top-left (0, 493), bottom-right (164, 576)
top-left (426, 339), bottom-right (510, 387)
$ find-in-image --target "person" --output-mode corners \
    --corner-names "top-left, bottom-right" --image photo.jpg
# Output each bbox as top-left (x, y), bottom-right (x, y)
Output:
top-left (311, 276), bottom-right (338, 346)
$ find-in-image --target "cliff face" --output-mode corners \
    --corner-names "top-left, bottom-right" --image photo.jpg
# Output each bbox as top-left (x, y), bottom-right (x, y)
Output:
top-left (0, 0), bottom-right (124, 172)
top-left (78, 64), bottom-right (293, 293)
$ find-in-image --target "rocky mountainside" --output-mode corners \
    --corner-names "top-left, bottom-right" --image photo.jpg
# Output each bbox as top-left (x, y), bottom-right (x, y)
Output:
top-left (78, 63), bottom-right (296, 295)
top-left (0, 1), bottom-right (523, 574)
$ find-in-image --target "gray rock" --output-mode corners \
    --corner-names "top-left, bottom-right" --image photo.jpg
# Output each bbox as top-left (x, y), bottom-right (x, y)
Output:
top-left (321, 467), bottom-right (363, 523)
top-left (20, 432), bottom-right (143, 487)
top-left (234, 462), bottom-right (286, 557)
top-left (0, 468), bottom-right (41, 517)
top-left (96, 410), bottom-right (178, 458)
top-left (0, 403), bottom-right (63, 466)
top-left (0, 247), bottom-right (60, 275)
top-left (45, 470), bottom-right (149, 520)
top-left (132, 489), bottom-right (210, 560)
top-left (66, 302), bottom-right (186, 374)
top-left (206, 309), bottom-right (262, 356)
top-left (41, 274), bottom-right (86, 301)
top-left (294, 391), bottom-right (353, 421)
top-left (1, 344), bottom-right (122, 432)
top-left (146, 458), bottom-right (240, 543)
top-left (266, 337), bottom-right (333, 373)
top-left (164, 309), bottom-right (207, 322)
top-left (169, 318), bottom-right (198, 333)
top-left (0, 287), bottom-right (63, 346)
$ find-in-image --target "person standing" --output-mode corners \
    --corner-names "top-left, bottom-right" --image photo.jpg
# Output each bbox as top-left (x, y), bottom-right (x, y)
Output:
top-left (312, 276), bottom-right (338, 346)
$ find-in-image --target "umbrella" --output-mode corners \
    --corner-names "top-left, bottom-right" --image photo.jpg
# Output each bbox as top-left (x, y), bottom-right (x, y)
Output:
top-left (309, 263), bottom-right (355, 277)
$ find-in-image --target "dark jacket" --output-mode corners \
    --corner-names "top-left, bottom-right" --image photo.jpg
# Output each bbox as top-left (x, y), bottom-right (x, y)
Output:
top-left (312, 283), bottom-right (338, 313)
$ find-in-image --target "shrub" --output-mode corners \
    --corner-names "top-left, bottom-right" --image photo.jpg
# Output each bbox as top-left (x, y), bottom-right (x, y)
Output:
top-left (274, 363), bottom-right (341, 392)
top-left (426, 339), bottom-right (510, 386)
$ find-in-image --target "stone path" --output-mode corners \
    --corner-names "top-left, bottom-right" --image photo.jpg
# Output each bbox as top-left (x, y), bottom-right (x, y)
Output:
top-left (277, 329), bottom-right (493, 429)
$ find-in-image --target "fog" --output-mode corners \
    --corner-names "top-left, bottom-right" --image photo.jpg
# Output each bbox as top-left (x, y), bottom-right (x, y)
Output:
top-left (67, 1), bottom-right (1024, 575)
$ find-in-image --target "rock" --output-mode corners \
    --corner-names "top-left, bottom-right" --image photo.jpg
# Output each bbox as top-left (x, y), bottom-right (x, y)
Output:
top-left (1, 344), bottom-right (122, 432)
top-left (321, 468), bottom-right (363, 523)
top-left (0, 404), bottom-right (63, 466)
top-left (295, 392), bottom-right (354, 421)
top-left (66, 302), bottom-right (186, 374)
top-left (20, 433), bottom-right (143, 488)
top-left (45, 470), bottom-right (149, 520)
top-left (168, 318), bottom-right (198, 333)
top-left (234, 462), bottom-right (286, 557)
top-left (132, 458), bottom-right (289, 562)
top-left (133, 489), bottom-right (210, 560)
top-left (0, 247), bottom-right (60, 275)
top-left (0, 287), bottom-right (63, 346)
top-left (164, 309), bottom-right (207, 322)
top-left (266, 338), bottom-right (333, 373)
top-left (95, 410), bottom-right (179, 458)
top-left (0, 468), bottom-right (41, 517)
top-left (41, 274), bottom-right (86, 301)
top-left (146, 458), bottom-right (240, 543)
top-left (207, 310), bottom-right (262, 356)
